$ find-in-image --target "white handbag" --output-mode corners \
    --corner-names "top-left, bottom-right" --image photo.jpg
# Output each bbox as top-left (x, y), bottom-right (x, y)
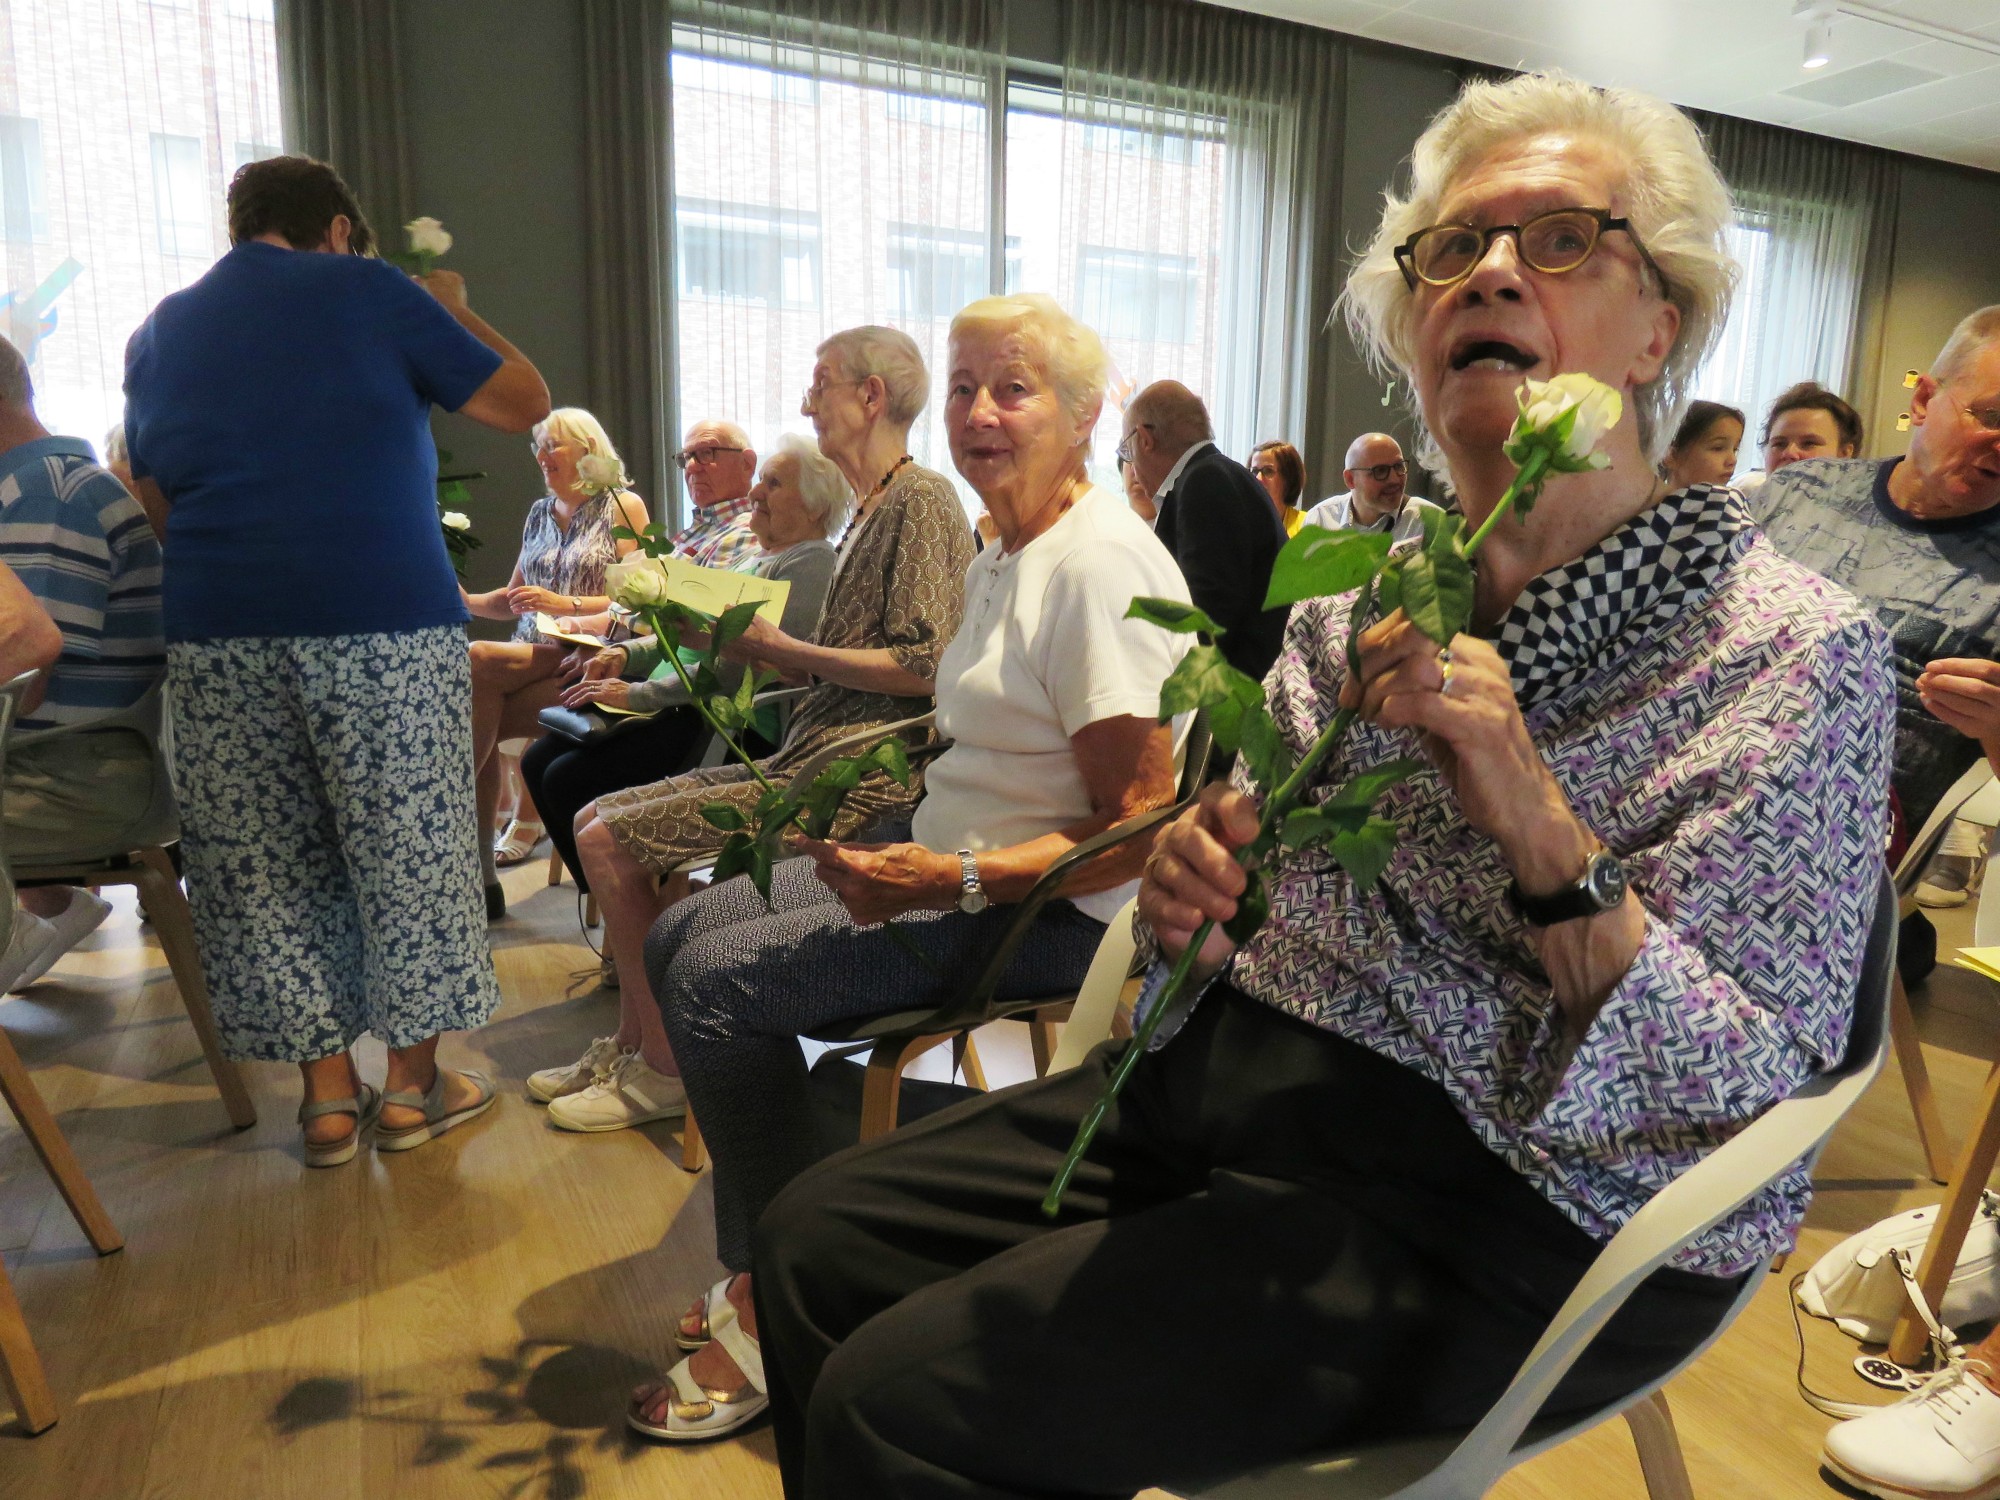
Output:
top-left (1796, 1191), bottom-right (2000, 1344)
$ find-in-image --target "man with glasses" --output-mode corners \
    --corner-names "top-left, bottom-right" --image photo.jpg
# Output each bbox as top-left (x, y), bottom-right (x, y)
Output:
top-left (1120, 380), bottom-right (1290, 680)
top-left (1304, 432), bottom-right (1424, 534)
top-left (1755, 306), bottom-right (2000, 929)
top-left (668, 420), bottom-right (760, 571)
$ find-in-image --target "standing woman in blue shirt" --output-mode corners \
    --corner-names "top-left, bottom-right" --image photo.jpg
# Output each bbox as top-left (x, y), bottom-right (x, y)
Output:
top-left (122, 157), bottom-right (550, 1167)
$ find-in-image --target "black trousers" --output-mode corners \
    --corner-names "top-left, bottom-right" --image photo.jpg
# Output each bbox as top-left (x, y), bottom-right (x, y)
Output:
top-left (754, 984), bottom-right (1744, 1500)
top-left (518, 710), bottom-right (707, 893)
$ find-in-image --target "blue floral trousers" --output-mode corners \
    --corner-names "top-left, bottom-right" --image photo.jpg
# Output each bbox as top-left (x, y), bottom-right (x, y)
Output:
top-left (166, 625), bottom-right (500, 1061)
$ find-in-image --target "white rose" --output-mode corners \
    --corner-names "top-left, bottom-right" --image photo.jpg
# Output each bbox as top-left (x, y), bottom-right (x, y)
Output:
top-left (575, 453), bottom-right (622, 494)
top-left (441, 510), bottom-right (471, 531)
top-left (405, 216), bottom-right (453, 257)
top-left (612, 565), bottom-right (669, 609)
top-left (1509, 372), bottom-right (1623, 471)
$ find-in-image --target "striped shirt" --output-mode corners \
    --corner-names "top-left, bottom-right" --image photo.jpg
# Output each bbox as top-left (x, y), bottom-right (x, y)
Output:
top-left (0, 437), bottom-right (164, 731)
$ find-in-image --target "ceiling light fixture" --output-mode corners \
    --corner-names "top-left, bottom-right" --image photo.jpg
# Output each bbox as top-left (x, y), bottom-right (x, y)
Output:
top-left (1806, 1), bottom-right (2000, 64)
top-left (1794, 0), bottom-right (1836, 69)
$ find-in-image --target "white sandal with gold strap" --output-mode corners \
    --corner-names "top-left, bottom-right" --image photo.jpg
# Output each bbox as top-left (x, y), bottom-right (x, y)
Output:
top-left (677, 1276), bottom-right (737, 1352)
top-left (627, 1296), bottom-right (767, 1442)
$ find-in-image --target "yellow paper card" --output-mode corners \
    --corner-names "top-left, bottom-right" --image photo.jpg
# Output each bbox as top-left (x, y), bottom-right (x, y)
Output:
top-left (531, 613), bottom-right (608, 648)
top-left (1956, 947), bottom-right (2000, 982)
top-left (604, 557), bottom-right (790, 627)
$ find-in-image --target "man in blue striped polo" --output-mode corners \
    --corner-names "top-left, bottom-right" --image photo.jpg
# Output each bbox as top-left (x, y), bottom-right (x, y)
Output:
top-left (0, 334), bottom-right (164, 986)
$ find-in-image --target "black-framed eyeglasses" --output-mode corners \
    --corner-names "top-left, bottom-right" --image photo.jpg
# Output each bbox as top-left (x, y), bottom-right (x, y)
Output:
top-left (1393, 207), bottom-right (1671, 299)
top-left (1352, 460), bottom-right (1407, 482)
top-left (1249, 463), bottom-right (1279, 480)
top-left (674, 444), bottom-right (745, 468)
top-left (1115, 424), bottom-right (1152, 464)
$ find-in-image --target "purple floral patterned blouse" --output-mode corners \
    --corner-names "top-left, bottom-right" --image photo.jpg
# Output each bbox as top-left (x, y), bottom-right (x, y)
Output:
top-left (1151, 484), bottom-right (1894, 1278)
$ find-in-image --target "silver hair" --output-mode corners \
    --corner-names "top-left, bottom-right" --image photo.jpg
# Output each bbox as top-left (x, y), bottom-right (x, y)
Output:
top-left (1935, 306), bottom-right (2000, 386)
top-left (1340, 72), bottom-right (1737, 461)
top-left (816, 326), bottom-right (930, 427)
top-left (768, 432), bottom-right (852, 539)
top-left (951, 293), bottom-right (1110, 423)
top-left (684, 417), bottom-right (752, 450)
top-left (0, 337), bottom-right (31, 410)
top-left (103, 423), bottom-right (128, 467)
top-left (532, 406), bottom-right (631, 490)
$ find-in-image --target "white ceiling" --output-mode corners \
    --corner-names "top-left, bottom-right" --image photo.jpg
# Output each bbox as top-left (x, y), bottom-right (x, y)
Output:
top-left (1225, 0), bottom-right (2000, 174)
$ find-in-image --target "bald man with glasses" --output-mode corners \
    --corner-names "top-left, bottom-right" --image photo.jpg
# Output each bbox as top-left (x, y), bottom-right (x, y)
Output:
top-left (669, 420), bottom-right (761, 571)
top-left (1304, 433), bottom-right (1424, 534)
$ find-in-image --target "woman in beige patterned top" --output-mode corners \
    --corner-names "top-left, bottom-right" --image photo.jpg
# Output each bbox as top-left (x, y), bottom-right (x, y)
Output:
top-left (539, 326), bottom-right (974, 1121)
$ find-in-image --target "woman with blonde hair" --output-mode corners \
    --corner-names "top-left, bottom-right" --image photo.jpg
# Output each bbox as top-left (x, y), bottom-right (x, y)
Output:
top-left (464, 406), bottom-right (649, 914)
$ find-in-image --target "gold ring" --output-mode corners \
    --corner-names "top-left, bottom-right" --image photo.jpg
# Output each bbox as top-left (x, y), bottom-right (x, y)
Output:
top-left (1440, 660), bottom-right (1456, 696)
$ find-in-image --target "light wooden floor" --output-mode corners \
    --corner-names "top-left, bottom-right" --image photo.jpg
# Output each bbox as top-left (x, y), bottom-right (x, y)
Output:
top-left (0, 858), bottom-right (1987, 1499)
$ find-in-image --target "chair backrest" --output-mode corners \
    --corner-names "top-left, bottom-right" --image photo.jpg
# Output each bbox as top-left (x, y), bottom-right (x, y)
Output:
top-left (0, 668), bottom-right (40, 953)
top-left (1895, 759), bottom-right (1994, 900)
top-left (1194, 867), bottom-right (1898, 1499)
top-left (1045, 895), bottom-right (1141, 1074)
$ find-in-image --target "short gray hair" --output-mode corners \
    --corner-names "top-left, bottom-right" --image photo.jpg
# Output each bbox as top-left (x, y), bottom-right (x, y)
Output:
top-left (951, 293), bottom-right (1110, 422)
top-left (1935, 306), bottom-right (2000, 386)
top-left (0, 337), bottom-right (31, 410)
top-left (817, 326), bottom-right (929, 426)
top-left (685, 417), bottom-right (752, 450)
top-left (768, 432), bottom-right (852, 539)
top-left (1341, 72), bottom-right (1737, 459)
top-left (103, 423), bottom-right (128, 467)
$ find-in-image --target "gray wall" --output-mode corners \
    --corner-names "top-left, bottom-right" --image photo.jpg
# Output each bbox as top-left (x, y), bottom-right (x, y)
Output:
top-left (1864, 155), bottom-right (2000, 458)
top-left (400, 0), bottom-right (591, 605)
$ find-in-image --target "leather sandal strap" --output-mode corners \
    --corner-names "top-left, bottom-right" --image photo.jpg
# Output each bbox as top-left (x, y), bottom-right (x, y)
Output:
top-left (298, 1094), bottom-right (363, 1124)
top-left (710, 1299), bottom-right (765, 1394)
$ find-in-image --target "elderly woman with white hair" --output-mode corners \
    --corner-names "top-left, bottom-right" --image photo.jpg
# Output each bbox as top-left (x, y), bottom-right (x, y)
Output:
top-left (533, 326), bottom-right (975, 1130)
top-left (463, 407), bottom-right (649, 911)
top-left (615, 293), bottom-right (1191, 1444)
top-left (521, 434), bottom-right (849, 912)
top-left (747, 75), bottom-right (1896, 1498)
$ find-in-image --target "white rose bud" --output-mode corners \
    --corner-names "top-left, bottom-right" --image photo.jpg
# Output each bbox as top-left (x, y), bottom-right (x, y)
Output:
top-left (441, 510), bottom-right (472, 531)
top-left (575, 453), bottom-right (621, 494)
top-left (1506, 372), bottom-right (1622, 473)
top-left (405, 216), bottom-right (453, 257)
top-left (612, 565), bottom-right (669, 609)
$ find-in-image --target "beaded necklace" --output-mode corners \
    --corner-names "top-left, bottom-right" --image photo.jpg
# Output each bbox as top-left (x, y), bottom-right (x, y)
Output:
top-left (837, 453), bottom-right (914, 551)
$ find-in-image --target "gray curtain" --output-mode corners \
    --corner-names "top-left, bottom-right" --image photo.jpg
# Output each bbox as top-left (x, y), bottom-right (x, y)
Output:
top-left (273, 0), bottom-right (411, 239)
top-left (582, 0), bottom-right (677, 525)
top-left (1058, 0), bottom-right (1345, 485)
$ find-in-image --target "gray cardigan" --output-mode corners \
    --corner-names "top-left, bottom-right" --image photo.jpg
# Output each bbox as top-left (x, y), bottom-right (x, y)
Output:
top-left (621, 538), bottom-right (837, 713)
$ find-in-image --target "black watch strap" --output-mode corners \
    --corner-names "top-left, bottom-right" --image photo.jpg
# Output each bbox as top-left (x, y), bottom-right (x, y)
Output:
top-left (1509, 849), bottom-right (1629, 926)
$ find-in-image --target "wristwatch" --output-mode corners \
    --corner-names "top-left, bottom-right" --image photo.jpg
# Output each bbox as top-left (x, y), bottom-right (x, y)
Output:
top-left (1508, 845), bottom-right (1628, 926)
top-left (956, 849), bottom-right (988, 914)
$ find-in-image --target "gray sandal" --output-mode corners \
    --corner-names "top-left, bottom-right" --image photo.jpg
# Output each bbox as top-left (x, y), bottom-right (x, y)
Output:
top-left (299, 1083), bottom-right (382, 1168)
top-left (374, 1068), bottom-right (497, 1153)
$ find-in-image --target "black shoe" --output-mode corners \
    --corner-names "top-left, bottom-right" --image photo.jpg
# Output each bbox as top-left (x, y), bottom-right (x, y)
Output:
top-left (485, 882), bottom-right (507, 921)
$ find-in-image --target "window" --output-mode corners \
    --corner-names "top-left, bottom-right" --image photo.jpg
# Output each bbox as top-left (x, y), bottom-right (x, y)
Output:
top-left (1084, 120), bottom-right (1195, 165)
top-left (1694, 219), bottom-right (1774, 419)
top-left (151, 133), bottom-right (210, 259)
top-left (888, 224), bottom-right (1021, 320)
top-left (0, 0), bottom-right (282, 446)
top-left (676, 200), bottom-right (822, 308)
top-left (886, 92), bottom-right (981, 131)
top-left (0, 117), bottom-right (48, 243)
top-left (231, 141), bottom-right (281, 174)
top-left (1076, 246), bottom-right (1197, 344)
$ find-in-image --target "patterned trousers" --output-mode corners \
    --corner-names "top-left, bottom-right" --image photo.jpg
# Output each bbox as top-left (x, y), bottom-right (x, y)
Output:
top-left (647, 856), bottom-right (1107, 1271)
top-left (166, 625), bottom-right (500, 1061)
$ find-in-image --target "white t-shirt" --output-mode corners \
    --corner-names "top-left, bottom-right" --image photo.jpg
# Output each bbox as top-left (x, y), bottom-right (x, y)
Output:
top-left (911, 485), bottom-right (1192, 924)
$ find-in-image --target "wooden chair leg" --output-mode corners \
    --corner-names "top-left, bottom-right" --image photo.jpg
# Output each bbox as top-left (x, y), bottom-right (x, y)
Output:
top-left (679, 1108), bottom-right (706, 1173)
top-left (0, 1030), bottom-right (120, 1255)
top-left (135, 849), bottom-right (256, 1130)
top-left (0, 1257), bottom-right (55, 1435)
top-left (1890, 1056), bottom-right (2000, 1365)
top-left (1890, 973), bottom-right (1954, 1183)
top-left (1623, 1389), bottom-right (1694, 1500)
top-left (1030, 1017), bottom-right (1060, 1077)
top-left (859, 1035), bottom-right (953, 1143)
top-left (547, 847), bottom-right (565, 888)
top-left (583, 894), bottom-right (600, 929)
top-left (955, 1034), bottom-right (988, 1092)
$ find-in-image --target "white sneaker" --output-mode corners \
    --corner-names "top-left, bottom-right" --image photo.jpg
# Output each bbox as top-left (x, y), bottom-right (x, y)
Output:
top-left (7, 888), bottom-right (113, 991)
top-left (1919, 855), bottom-right (1977, 910)
top-left (1824, 1359), bottom-right (2000, 1498)
top-left (546, 1052), bottom-right (687, 1132)
top-left (525, 1035), bottom-right (624, 1104)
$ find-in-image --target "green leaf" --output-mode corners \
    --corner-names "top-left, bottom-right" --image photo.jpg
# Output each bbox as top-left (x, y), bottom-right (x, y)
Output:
top-left (1278, 803), bottom-right (1368, 849)
top-left (1160, 644), bottom-right (1262, 722)
top-left (1220, 868), bottom-right (1270, 945)
top-left (1201, 671), bottom-right (1267, 755)
top-left (865, 735), bottom-right (912, 787)
top-left (1375, 563), bottom-right (1401, 616)
top-left (711, 600), bottom-right (763, 660)
top-left (1344, 572), bottom-right (1375, 685)
top-left (706, 693), bottom-right (746, 731)
top-left (712, 830), bottom-right (759, 888)
top-left (1326, 756), bottom-right (1425, 812)
top-left (1329, 816), bottom-right (1400, 891)
top-left (1235, 708), bottom-right (1293, 794)
top-left (1394, 544), bottom-right (1475, 646)
top-left (1264, 527), bottom-right (1393, 609)
top-left (699, 801), bottom-right (748, 832)
top-left (1126, 597), bottom-right (1226, 635)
